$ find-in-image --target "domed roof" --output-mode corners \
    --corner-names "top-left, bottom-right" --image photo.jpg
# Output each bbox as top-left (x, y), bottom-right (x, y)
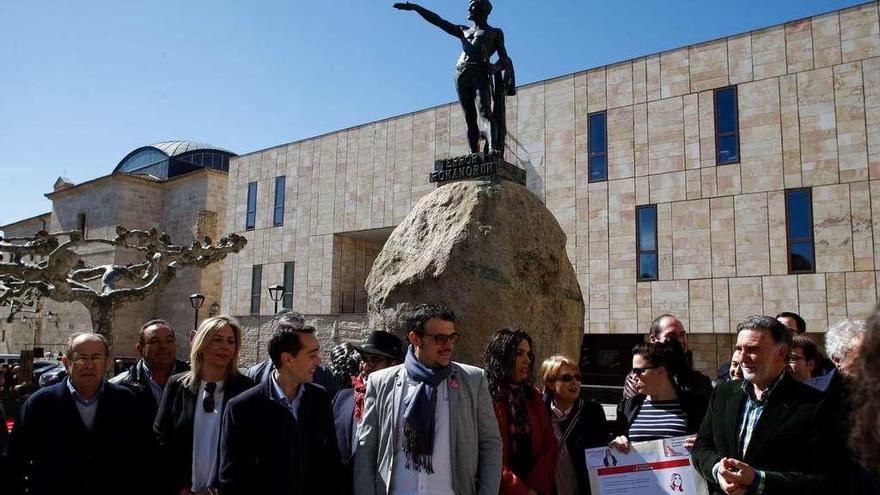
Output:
top-left (114, 140), bottom-right (236, 175)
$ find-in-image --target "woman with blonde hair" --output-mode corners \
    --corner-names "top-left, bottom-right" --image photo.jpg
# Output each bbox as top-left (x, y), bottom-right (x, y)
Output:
top-left (154, 316), bottom-right (255, 495)
top-left (540, 355), bottom-right (609, 495)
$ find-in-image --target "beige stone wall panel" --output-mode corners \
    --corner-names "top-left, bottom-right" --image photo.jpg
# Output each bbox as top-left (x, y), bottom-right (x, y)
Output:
top-left (635, 176), bottom-right (650, 206)
top-left (846, 271), bottom-right (878, 319)
top-left (318, 135), bottom-right (338, 235)
top-left (410, 111), bottom-right (436, 210)
top-left (688, 279), bottom-right (713, 334)
top-left (716, 163), bottom-right (742, 197)
top-left (826, 272), bottom-right (848, 324)
top-left (657, 203), bottom-right (674, 280)
top-left (710, 197), bottom-right (737, 277)
top-left (637, 282), bottom-right (653, 333)
top-left (545, 76), bottom-right (577, 212)
top-left (840, 2), bottom-right (880, 63)
top-left (608, 106), bottom-right (635, 180)
top-left (739, 79), bottom-right (784, 193)
top-left (517, 83), bottom-right (547, 201)
top-left (698, 91), bottom-right (717, 169)
top-left (872, 181), bottom-right (880, 269)
top-left (588, 182), bottom-right (610, 323)
top-left (812, 12), bottom-right (843, 69)
top-left (684, 93), bottom-right (701, 171)
top-left (813, 184), bottom-right (854, 272)
top-left (712, 278), bottom-right (730, 333)
top-left (864, 57), bottom-right (880, 178)
top-left (779, 75), bottom-right (803, 187)
top-left (647, 54), bottom-right (662, 101)
top-left (762, 275), bottom-right (800, 317)
top-left (607, 62), bottom-right (634, 109)
top-left (728, 277), bottom-right (764, 329)
top-left (372, 121), bottom-right (391, 227)
top-left (633, 58), bottom-right (648, 104)
top-left (648, 97), bottom-right (685, 174)
top-left (661, 48), bottom-right (691, 98)
top-left (690, 40), bottom-right (729, 93)
top-left (634, 103), bottom-right (649, 176)
top-left (850, 181), bottom-right (875, 271)
top-left (651, 280), bottom-right (690, 329)
top-left (649, 171), bottom-right (687, 203)
top-left (587, 68), bottom-right (607, 113)
top-left (672, 199), bottom-right (711, 279)
top-left (608, 179), bottom-right (637, 333)
top-left (834, 62), bottom-right (870, 183)
top-left (752, 26), bottom-right (787, 80)
top-left (797, 274), bottom-right (828, 332)
top-left (734, 193), bottom-right (771, 276)
top-left (786, 19), bottom-right (815, 73)
top-left (686, 169), bottom-right (702, 200)
top-left (727, 34), bottom-right (754, 84)
top-left (701, 167), bottom-right (718, 198)
top-left (798, 68), bottom-right (839, 185)
top-left (767, 191), bottom-right (789, 275)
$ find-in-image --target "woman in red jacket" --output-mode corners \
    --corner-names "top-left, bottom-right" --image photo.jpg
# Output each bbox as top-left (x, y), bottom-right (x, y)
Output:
top-left (483, 328), bottom-right (557, 495)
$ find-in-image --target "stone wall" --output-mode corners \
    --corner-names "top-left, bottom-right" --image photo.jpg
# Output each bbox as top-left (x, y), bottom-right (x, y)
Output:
top-left (218, 3), bottom-right (880, 371)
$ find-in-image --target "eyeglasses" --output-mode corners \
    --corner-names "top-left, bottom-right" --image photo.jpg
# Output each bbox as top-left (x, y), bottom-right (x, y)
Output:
top-left (71, 354), bottom-right (107, 365)
top-left (557, 373), bottom-right (582, 383)
top-left (631, 366), bottom-right (660, 376)
top-left (418, 332), bottom-right (461, 345)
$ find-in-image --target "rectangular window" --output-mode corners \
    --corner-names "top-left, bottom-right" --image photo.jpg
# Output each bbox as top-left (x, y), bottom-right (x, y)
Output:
top-left (636, 205), bottom-right (658, 281)
top-left (785, 189), bottom-right (815, 274)
top-left (588, 112), bottom-right (607, 182)
top-left (250, 264), bottom-right (262, 315)
top-left (245, 181), bottom-right (257, 230)
top-left (714, 86), bottom-right (740, 165)
top-left (282, 262), bottom-right (295, 310)
top-left (273, 176), bottom-right (286, 227)
top-left (77, 213), bottom-right (87, 236)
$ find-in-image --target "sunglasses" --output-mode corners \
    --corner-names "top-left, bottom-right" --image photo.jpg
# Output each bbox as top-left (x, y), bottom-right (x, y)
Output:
top-left (557, 373), bottom-right (582, 383)
top-left (418, 332), bottom-right (461, 345)
top-left (631, 366), bottom-right (660, 376)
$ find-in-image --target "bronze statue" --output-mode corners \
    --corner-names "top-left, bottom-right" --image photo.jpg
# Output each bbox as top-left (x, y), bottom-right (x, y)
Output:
top-left (394, 0), bottom-right (515, 155)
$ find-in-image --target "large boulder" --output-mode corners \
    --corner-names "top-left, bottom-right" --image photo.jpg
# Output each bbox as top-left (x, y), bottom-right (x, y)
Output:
top-left (366, 179), bottom-right (584, 367)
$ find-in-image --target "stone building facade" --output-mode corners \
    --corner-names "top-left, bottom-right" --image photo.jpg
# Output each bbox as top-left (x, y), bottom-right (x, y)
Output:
top-left (221, 2), bottom-right (880, 376)
top-left (0, 141), bottom-right (235, 357)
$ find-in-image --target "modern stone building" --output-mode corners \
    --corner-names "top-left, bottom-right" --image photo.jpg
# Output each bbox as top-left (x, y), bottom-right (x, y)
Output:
top-left (0, 141), bottom-right (236, 356)
top-left (222, 1), bottom-right (880, 377)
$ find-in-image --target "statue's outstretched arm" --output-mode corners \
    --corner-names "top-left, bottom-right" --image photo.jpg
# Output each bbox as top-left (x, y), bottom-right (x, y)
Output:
top-left (393, 2), bottom-right (463, 39)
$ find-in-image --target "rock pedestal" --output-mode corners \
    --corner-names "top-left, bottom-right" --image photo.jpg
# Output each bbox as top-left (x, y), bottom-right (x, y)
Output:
top-left (365, 179), bottom-right (584, 367)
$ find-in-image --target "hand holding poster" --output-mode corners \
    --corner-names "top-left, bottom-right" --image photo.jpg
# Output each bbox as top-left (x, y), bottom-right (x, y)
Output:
top-left (585, 436), bottom-right (709, 495)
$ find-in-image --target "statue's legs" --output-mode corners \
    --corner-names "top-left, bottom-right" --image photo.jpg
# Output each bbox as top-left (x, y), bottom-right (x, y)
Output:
top-left (456, 67), bottom-right (494, 154)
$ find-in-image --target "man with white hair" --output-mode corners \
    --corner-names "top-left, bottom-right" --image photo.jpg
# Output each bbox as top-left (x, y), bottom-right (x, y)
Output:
top-left (806, 319), bottom-right (866, 392)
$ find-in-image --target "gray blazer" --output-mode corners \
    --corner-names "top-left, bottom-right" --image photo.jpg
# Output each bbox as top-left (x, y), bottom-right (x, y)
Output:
top-left (352, 362), bottom-right (502, 495)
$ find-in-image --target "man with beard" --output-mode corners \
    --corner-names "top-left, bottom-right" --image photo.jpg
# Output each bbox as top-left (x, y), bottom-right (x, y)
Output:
top-left (692, 316), bottom-right (839, 494)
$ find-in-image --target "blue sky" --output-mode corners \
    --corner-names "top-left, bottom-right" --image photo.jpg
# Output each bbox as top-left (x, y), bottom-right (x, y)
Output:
top-left (0, 0), bottom-right (867, 225)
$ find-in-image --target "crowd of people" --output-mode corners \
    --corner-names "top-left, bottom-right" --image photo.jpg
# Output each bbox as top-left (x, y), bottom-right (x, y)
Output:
top-left (0, 303), bottom-right (878, 494)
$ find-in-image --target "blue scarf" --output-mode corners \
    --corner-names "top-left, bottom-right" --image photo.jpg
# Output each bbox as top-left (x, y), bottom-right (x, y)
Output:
top-left (402, 345), bottom-right (452, 473)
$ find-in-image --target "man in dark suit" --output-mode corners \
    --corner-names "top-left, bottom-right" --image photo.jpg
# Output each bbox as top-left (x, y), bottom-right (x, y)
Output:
top-left (5, 332), bottom-right (150, 495)
top-left (692, 315), bottom-right (839, 494)
top-left (219, 324), bottom-right (342, 494)
top-left (110, 319), bottom-right (190, 422)
top-left (333, 331), bottom-right (404, 494)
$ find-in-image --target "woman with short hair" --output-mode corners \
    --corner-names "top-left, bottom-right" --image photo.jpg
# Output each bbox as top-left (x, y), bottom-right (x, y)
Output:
top-left (154, 316), bottom-right (255, 495)
top-left (540, 355), bottom-right (609, 495)
top-left (484, 328), bottom-right (557, 495)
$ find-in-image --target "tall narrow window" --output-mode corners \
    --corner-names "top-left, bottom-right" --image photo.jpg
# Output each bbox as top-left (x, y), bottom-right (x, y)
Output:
top-left (77, 213), bottom-right (87, 236)
top-left (785, 189), bottom-right (815, 273)
top-left (636, 205), bottom-right (658, 281)
top-left (250, 264), bottom-right (262, 314)
top-left (714, 86), bottom-right (739, 164)
top-left (273, 176), bottom-right (285, 227)
top-left (245, 181), bottom-right (257, 230)
top-left (282, 261), bottom-right (295, 310)
top-left (588, 112), bottom-right (607, 182)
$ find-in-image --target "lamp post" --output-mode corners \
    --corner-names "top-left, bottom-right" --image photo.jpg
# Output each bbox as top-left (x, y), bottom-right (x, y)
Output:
top-left (189, 293), bottom-right (205, 332)
top-left (268, 284), bottom-right (284, 314)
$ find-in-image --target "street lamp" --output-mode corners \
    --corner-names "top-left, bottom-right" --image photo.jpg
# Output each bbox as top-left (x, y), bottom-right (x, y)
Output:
top-left (189, 293), bottom-right (205, 332)
top-left (268, 284), bottom-right (285, 314)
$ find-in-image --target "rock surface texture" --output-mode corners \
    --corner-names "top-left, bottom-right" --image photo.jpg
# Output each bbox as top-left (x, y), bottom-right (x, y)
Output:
top-left (366, 179), bottom-right (584, 367)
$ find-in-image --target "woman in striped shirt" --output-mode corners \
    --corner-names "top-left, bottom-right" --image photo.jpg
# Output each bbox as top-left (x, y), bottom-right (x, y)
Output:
top-left (610, 341), bottom-right (708, 453)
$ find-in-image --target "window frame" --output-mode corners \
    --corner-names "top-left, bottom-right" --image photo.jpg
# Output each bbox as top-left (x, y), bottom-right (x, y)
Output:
top-left (784, 188), bottom-right (816, 274)
top-left (588, 111), bottom-right (608, 183)
top-left (245, 181), bottom-right (257, 231)
top-left (714, 86), bottom-right (740, 165)
top-left (273, 176), bottom-right (285, 227)
top-left (636, 204), bottom-right (659, 282)
top-left (250, 264), bottom-right (263, 315)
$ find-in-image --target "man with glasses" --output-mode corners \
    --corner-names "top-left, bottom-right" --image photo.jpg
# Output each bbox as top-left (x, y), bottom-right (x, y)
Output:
top-left (333, 331), bottom-right (404, 495)
top-left (353, 304), bottom-right (502, 495)
top-left (5, 332), bottom-right (150, 495)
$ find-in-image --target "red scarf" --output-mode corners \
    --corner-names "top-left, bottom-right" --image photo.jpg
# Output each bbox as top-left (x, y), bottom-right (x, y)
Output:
top-left (352, 374), bottom-right (367, 421)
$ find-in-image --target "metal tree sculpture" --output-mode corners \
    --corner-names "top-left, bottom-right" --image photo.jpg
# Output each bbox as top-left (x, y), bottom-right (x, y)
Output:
top-left (0, 226), bottom-right (246, 344)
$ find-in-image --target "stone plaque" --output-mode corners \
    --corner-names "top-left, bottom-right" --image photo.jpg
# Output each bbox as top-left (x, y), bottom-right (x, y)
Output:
top-left (430, 152), bottom-right (526, 186)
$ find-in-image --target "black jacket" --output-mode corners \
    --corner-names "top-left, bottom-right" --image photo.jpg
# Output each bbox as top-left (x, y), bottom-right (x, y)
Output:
top-left (219, 375), bottom-right (343, 495)
top-left (332, 388), bottom-right (358, 495)
top-left (692, 373), bottom-right (839, 494)
top-left (615, 387), bottom-right (709, 437)
top-left (544, 395), bottom-right (610, 495)
top-left (153, 371), bottom-right (254, 494)
top-left (110, 358), bottom-right (190, 421)
top-left (5, 379), bottom-right (150, 495)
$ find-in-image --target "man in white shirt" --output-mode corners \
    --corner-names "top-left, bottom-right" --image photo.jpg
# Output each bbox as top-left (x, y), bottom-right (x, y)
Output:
top-left (353, 304), bottom-right (502, 495)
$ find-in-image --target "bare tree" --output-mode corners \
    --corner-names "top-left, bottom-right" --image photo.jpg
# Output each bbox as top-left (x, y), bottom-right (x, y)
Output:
top-left (0, 226), bottom-right (246, 344)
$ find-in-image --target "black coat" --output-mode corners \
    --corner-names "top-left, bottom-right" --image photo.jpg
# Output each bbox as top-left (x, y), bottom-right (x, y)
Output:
top-left (332, 388), bottom-right (357, 495)
top-left (219, 375), bottom-right (343, 495)
top-left (544, 395), bottom-right (610, 495)
top-left (615, 388), bottom-right (709, 437)
top-left (692, 373), bottom-right (840, 494)
top-left (153, 371), bottom-right (255, 494)
top-left (4, 379), bottom-right (150, 495)
top-left (110, 358), bottom-right (190, 422)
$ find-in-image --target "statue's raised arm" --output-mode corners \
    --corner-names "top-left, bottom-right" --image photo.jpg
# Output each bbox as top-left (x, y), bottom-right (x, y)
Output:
top-left (393, 2), bottom-right (463, 39)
